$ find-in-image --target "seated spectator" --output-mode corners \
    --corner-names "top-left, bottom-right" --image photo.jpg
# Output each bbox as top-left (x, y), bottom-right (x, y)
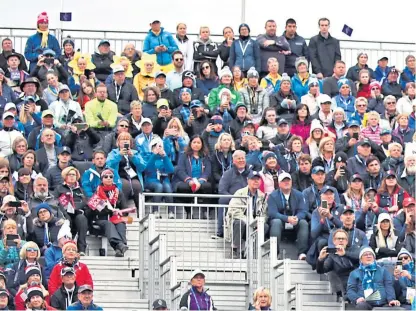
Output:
top-left (121, 43), bottom-right (141, 76)
top-left (202, 115), bottom-right (226, 155)
top-left (0, 102), bottom-right (25, 134)
top-left (347, 139), bottom-right (377, 177)
top-left (107, 65), bottom-right (138, 115)
top-left (317, 228), bottom-right (355, 302)
top-left (0, 73), bottom-right (17, 114)
top-left (229, 103), bottom-right (250, 141)
top-left (77, 80), bottom-right (95, 111)
top-left (162, 117), bottom-right (189, 166)
top-left (50, 266), bottom-right (78, 310)
top-left (335, 120), bottom-right (361, 158)
top-left (183, 100), bottom-right (210, 139)
top-left (0, 111), bottom-right (23, 158)
top-left (88, 168), bottom-right (129, 257)
top-left (85, 84), bottom-right (118, 132)
top-left (13, 150), bottom-right (40, 183)
top-left (259, 151), bottom-right (288, 194)
top-left (44, 226), bottom-right (71, 280)
top-left (208, 66), bottom-right (241, 112)
top-left (346, 52), bottom-right (375, 82)
top-left (14, 168), bottom-right (34, 201)
top-left (67, 284), bottom-right (102, 310)
top-left (400, 55), bottom-right (415, 90)
top-left (172, 135), bottom-right (212, 217)
top-left (259, 58), bottom-right (281, 95)
top-left (290, 104), bottom-right (311, 143)
top-left (355, 187), bottom-right (385, 236)
top-left (42, 72), bottom-right (64, 105)
top-left (152, 298), bottom-right (168, 310)
top-left (326, 152), bottom-right (350, 194)
top-left (364, 156), bottom-right (384, 190)
top-left (382, 67), bottom-right (402, 99)
top-left (125, 101), bottom-right (143, 138)
top-left (18, 97), bottom-right (42, 138)
top-left (49, 85), bottom-right (83, 129)
top-left (393, 114), bottom-right (415, 145)
top-left (349, 97), bottom-right (370, 126)
top-left (0, 173), bottom-right (12, 207)
top-left (327, 107), bottom-right (347, 140)
top-left (3, 53), bottom-right (29, 97)
top-left (245, 136), bottom-right (263, 171)
top-left (105, 56), bottom-right (134, 86)
top-left (238, 67), bottom-right (269, 124)
top-left (380, 129), bottom-right (394, 157)
top-left (15, 77), bottom-right (48, 113)
top-left (107, 132), bottom-right (145, 209)
top-left (292, 154), bottom-right (313, 191)
top-left (55, 167), bottom-right (87, 255)
top-left (312, 94), bottom-right (334, 127)
top-left (91, 40), bottom-right (115, 83)
top-left (393, 249), bottom-right (415, 308)
top-left (398, 155), bottom-right (416, 197)
top-left (67, 52), bottom-right (98, 96)
top-left (211, 133), bottom-right (235, 190)
top-left (376, 170), bottom-right (410, 216)
top-left (301, 75), bottom-right (321, 116)
top-left (270, 74), bottom-right (299, 125)
top-left (374, 57), bottom-right (390, 83)
top-left (381, 95), bottom-right (399, 129)
top-left (283, 135), bottom-right (304, 173)
top-left (0, 195), bottom-right (30, 239)
top-left (268, 172), bottom-right (308, 259)
top-left (0, 38), bottom-right (27, 73)
top-left (134, 119), bottom-right (155, 162)
top-left (356, 69), bottom-right (372, 100)
top-left (304, 120), bottom-right (325, 160)
top-left (133, 53), bottom-right (159, 101)
top-left (369, 213), bottom-right (401, 260)
top-left (270, 119), bottom-right (294, 154)
top-left (231, 66), bottom-right (247, 91)
top-left (361, 111), bottom-right (383, 145)
top-left (172, 71), bottom-right (204, 109)
top-left (172, 87), bottom-right (195, 127)
top-left (99, 118), bottom-right (130, 155)
top-left (153, 72), bottom-right (174, 108)
top-left (7, 137), bottom-right (28, 174)
top-left (367, 81), bottom-right (385, 116)
top-left (248, 287), bottom-right (272, 311)
top-left (27, 110), bottom-right (63, 151)
top-left (331, 78), bottom-right (356, 120)
top-left (196, 61), bottom-right (219, 97)
top-left (347, 247), bottom-right (401, 309)
top-left (340, 174), bottom-right (364, 209)
top-left (44, 146), bottom-right (73, 190)
top-left (14, 272), bottom-right (50, 311)
top-left (143, 137), bottom-right (174, 218)
top-left (166, 51), bottom-right (185, 92)
top-left (0, 219), bottom-right (26, 269)
top-left (256, 107), bottom-right (277, 141)
top-left (382, 143), bottom-right (404, 174)
top-left (397, 82), bottom-right (415, 114)
top-left (141, 86), bottom-right (161, 119)
top-left (30, 49), bottom-right (68, 89)
top-left (292, 60), bottom-right (322, 100)
top-left (0, 289), bottom-right (10, 311)
top-left (65, 119), bottom-right (100, 162)
top-left (48, 240), bottom-right (93, 296)
top-left (179, 269), bottom-right (215, 311)
top-left (394, 197), bottom-right (415, 246)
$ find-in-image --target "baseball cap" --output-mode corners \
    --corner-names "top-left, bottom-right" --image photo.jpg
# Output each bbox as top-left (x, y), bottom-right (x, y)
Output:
top-left (41, 110), bottom-right (54, 118)
top-left (248, 171), bottom-right (261, 180)
top-left (278, 172), bottom-right (292, 182)
top-left (385, 169), bottom-right (396, 178)
top-left (380, 129), bottom-right (392, 135)
top-left (243, 120), bottom-right (255, 128)
top-left (348, 120), bottom-right (360, 128)
top-left (42, 49), bottom-right (56, 57)
top-left (312, 166), bottom-right (325, 174)
top-left (0, 175), bottom-right (10, 181)
top-left (156, 99), bottom-right (169, 110)
top-left (365, 187), bottom-right (377, 195)
top-left (2, 112), bottom-right (14, 120)
top-left (60, 266), bottom-right (75, 276)
top-left (320, 185), bottom-right (336, 194)
top-left (152, 299), bottom-right (167, 310)
top-left (277, 119), bottom-right (288, 126)
top-left (378, 56), bottom-right (388, 62)
top-left (78, 284), bottom-right (93, 293)
top-left (190, 100), bottom-right (203, 109)
top-left (58, 84), bottom-right (70, 93)
top-left (190, 269), bottom-right (205, 280)
top-left (155, 71), bottom-right (166, 78)
top-left (139, 118), bottom-right (152, 127)
top-left (151, 20), bottom-right (161, 24)
top-left (358, 139), bottom-right (371, 147)
top-left (0, 289), bottom-right (8, 297)
top-left (403, 197), bottom-right (415, 207)
top-left (98, 39), bottom-right (110, 47)
top-left (318, 94), bottom-right (332, 105)
top-left (341, 207), bottom-right (354, 215)
top-left (4, 103), bottom-right (16, 111)
top-left (58, 146), bottom-right (71, 155)
top-left (112, 65), bottom-right (124, 74)
top-left (350, 174), bottom-right (363, 182)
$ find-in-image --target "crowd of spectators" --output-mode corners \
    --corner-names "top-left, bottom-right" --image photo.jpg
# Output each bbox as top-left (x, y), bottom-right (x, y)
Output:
top-left (0, 10), bottom-right (415, 310)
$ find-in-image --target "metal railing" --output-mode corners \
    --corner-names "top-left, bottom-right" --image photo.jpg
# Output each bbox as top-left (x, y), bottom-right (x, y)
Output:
top-left (1, 27), bottom-right (415, 71)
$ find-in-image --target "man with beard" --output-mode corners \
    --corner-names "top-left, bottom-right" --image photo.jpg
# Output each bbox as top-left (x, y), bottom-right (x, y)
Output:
top-left (398, 154), bottom-right (416, 197)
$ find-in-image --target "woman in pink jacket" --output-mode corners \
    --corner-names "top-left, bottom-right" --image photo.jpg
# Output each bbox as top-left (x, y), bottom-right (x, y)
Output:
top-left (290, 104), bottom-right (311, 143)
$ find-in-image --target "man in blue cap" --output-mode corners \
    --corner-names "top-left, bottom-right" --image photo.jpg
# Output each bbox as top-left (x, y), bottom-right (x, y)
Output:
top-left (184, 100), bottom-right (210, 137)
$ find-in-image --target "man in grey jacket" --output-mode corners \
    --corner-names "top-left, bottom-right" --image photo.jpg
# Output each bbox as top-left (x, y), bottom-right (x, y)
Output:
top-left (323, 60), bottom-right (357, 98)
top-left (256, 20), bottom-right (290, 77)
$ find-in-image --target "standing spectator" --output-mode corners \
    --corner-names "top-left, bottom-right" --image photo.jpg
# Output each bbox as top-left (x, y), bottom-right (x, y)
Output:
top-left (67, 285), bottom-right (102, 310)
top-left (374, 57), bottom-right (390, 84)
top-left (91, 40), bottom-right (115, 83)
top-left (85, 84), bottom-right (118, 131)
top-left (229, 23), bottom-right (261, 74)
top-left (0, 111), bottom-right (23, 158)
top-left (143, 20), bottom-right (178, 72)
top-left (24, 12), bottom-right (61, 72)
top-left (283, 19), bottom-right (309, 77)
top-left (174, 23), bottom-right (193, 72)
top-left (49, 85), bottom-right (83, 129)
top-left (309, 18), bottom-right (341, 78)
top-left (193, 26), bottom-right (220, 74)
top-left (179, 270), bottom-right (215, 311)
top-left (346, 52), bottom-right (375, 82)
top-left (59, 36), bottom-right (75, 71)
top-left (323, 61), bottom-right (358, 98)
top-left (400, 55), bottom-right (415, 90)
top-left (166, 51), bottom-right (185, 92)
top-left (256, 20), bottom-right (290, 77)
top-left (397, 82), bottom-right (415, 114)
top-left (50, 267), bottom-right (79, 310)
top-left (382, 67), bottom-right (402, 99)
top-left (3, 53), bottom-right (29, 97)
top-left (0, 38), bottom-right (27, 73)
top-left (196, 61), bottom-right (219, 97)
top-left (107, 65), bottom-right (138, 115)
top-left (121, 43), bottom-right (141, 77)
top-left (218, 27), bottom-right (234, 68)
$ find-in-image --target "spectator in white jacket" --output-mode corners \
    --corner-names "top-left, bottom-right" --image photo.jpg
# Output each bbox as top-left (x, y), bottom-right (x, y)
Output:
top-left (49, 84), bottom-right (83, 129)
top-left (396, 82), bottom-right (415, 114)
top-left (0, 111), bottom-right (23, 157)
top-left (174, 23), bottom-right (194, 72)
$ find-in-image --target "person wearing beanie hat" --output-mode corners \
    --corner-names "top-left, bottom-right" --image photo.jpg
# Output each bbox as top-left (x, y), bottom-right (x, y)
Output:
top-left (25, 285), bottom-right (56, 311)
top-left (202, 115), bottom-right (225, 155)
top-left (25, 266), bottom-right (42, 283)
top-left (332, 77), bottom-right (356, 120)
top-left (393, 248), bottom-right (415, 306)
top-left (218, 66), bottom-right (233, 81)
top-left (24, 12), bottom-right (61, 72)
top-left (270, 73), bottom-right (299, 124)
top-left (346, 52), bottom-right (375, 83)
top-left (172, 71), bottom-right (204, 108)
top-left (58, 36), bottom-right (76, 70)
top-left (258, 150), bottom-right (288, 194)
top-left (325, 151), bottom-right (351, 194)
top-left (347, 245), bottom-right (400, 308)
top-left (292, 57), bottom-right (319, 99)
top-left (327, 107), bottom-right (347, 139)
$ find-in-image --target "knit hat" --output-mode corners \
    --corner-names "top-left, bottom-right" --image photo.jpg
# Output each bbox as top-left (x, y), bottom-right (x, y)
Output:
top-left (308, 74), bottom-right (319, 88)
top-left (310, 119), bottom-right (324, 134)
top-left (370, 80), bottom-right (381, 90)
top-left (62, 240), bottom-right (77, 253)
top-left (100, 168), bottom-right (114, 180)
top-left (37, 12), bottom-right (48, 24)
top-left (26, 286), bottom-right (44, 301)
top-left (35, 203), bottom-right (52, 216)
top-left (63, 36), bottom-right (75, 48)
top-left (210, 115), bottom-right (223, 125)
top-left (57, 225), bottom-right (72, 241)
top-left (280, 73), bottom-right (291, 84)
top-left (247, 67), bottom-right (259, 79)
top-left (397, 248), bottom-right (413, 261)
top-left (238, 23), bottom-right (251, 33)
top-left (25, 266), bottom-right (41, 282)
top-left (359, 246), bottom-right (375, 260)
top-left (219, 66), bottom-right (232, 80)
top-left (295, 57), bottom-right (308, 69)
top-left (179, 87), bottom-right (192, 98)
top-left (263, 151), bottom-right (277, 163)
top-left (218, 87), bottom-right (232, 99)
top-left (334, 152), bottom-right (348, 164)
top-left (337, 78), bottom-right (350, 90)
top-left (182, 71), bottom-right (195, 82)
top-left (235, 102), bottom-right (247, 112)
top-left (0, 270), bottom-right (6, 283)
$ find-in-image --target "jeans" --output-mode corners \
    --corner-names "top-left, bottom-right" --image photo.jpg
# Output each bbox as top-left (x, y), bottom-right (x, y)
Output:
top-left (269, 218), bottom-right (309, 255)
top-left (145, 178), bottom-right (173, 212)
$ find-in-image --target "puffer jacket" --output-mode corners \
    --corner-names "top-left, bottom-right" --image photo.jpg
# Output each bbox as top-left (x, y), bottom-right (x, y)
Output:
top-left (0, 128), bottom-right (23, 158)
top-left (291, 74), bottom-right (323, 99)
top-left (65, 128), bottom-right (101, 162)
top-left (29, 216), bottom-right (66, 250)
top-left (24, 32), bottom-right (61, 72)
top-left (143, 154), bottom-right (174, 183)
top-left (193, 39), bottom-right (220, 73)
top-left (229, 37), bottom-right (261, 72)
top-left (400, 67), bottom-right (415, 90)
top-left (91, 51), bottom-right (115, 82)
top-left (55, 183), bottom-right (87, 213)
top-left (239, 86), bottom-right (269, 123)
top-left (346, 64), bottom-right (375, 82)
top-left (0, 84), bottom-right (17, 117)
top-left (143, 28), bottom-right (178, 66)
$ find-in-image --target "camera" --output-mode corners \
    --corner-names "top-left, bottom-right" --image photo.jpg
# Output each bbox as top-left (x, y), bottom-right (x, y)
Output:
top-left (44, 58), bottom-right (54, 65)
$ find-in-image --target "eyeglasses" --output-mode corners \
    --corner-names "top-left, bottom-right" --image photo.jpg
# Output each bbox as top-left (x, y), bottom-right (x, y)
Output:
top-left (38, 210), bottom-right (49, 215)
top-left (26, 248), bottom-right (39, 252)
top-left (362, 252), bottom-right (374, 257)
top-left (399, 256), bottom-right (409, 261)
top-left (356, 104), bottom-right (367, 108)
top-left (174, 58), bottom-right (183, 61)
top-left (335, 237), bottom-right (347, 241)
top-left (371, 87), bottom-right (379, 91)
top-left (387, 102), bottom-right (396, 105)
top-left (67, 173), bottom-right (77, 177)
top-left (202, 66), bottom-right (210, 70)
top-left (119, 124), bottom-right (129, 128)
top-left (103, 175), bottom-right (114, 179)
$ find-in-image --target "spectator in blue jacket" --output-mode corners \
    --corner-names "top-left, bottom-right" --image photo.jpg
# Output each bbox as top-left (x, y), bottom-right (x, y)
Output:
top-left (67, 285), bottom-right (103, 310)
top-left (0, 70), bottom-right (17, 117)
top-left (393, 248), bottom-right (415, 307)
top-left (134, 118), bottom-right (155, 163)
top-left (400, 55), bottom-right (416, 90)
top-left (24, 12), bottom-right (61, 72)
top-left (229, 23), bottom-right (261, 75)
top-left (291, 58), bottom-right (323, 99)
top-left (81, 150), bottom-right (122, 199)
top-left (374, 57), bottom-right (390, 84)
top-left (347, 247), bottom-right (400, 309)
top-left (44, 226), bottom-right (71, 280)
top-left (382, 67), bottom-right (403, 99)
top-left (268, 172), bottom-right (309, 260)
top-left (143, 20), bottom-right (178, 71)
top-left (331, 78), bottom-right (356, 120)
top-left (283, 18), bottom-right (310, 77)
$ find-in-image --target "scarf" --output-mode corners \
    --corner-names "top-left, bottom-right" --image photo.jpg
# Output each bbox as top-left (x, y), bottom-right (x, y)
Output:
top-left (47, 85), bottom-right (59, 97)
top-left (61, 256), bottom-right (79, 267)
top-left (209, 130), bottom-right (223, 137)
top-left (97, 184), bottom-right (119, 207)
top-left (37, 28), bottom-right (49, 48)
top-left (359, 262), bottom-right (377, 292)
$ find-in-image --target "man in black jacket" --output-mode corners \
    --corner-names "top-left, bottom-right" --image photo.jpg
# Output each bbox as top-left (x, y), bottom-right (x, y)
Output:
top-left (0, 38), bottom-right (27, 72)
top-left (50, 267), bottom-right (79, 310)
top-left (326, 152), bottom-right (351, 194)
top-left (44, 146), bottom-right (72, 191)
top-left (364, 155), bottom-right (384, 190)
top-left (28, 110), bottom-right (64, 150)
top-left (229, 102), bottom-right (250, 140)
top-left (65, 119), bottom-right (101, 162)
top-left (291, 154), bottom-right (313, 191)
top-left (308, 18), bottom-right (341, 78)
top-left (91, 40), bottom-right (115, 82)
top-left (184, 100), bottom-right (210, 137)
top-left (172, 71), bottom-right (205, 109)
top-left (283, 19), bottom-right (309, 77)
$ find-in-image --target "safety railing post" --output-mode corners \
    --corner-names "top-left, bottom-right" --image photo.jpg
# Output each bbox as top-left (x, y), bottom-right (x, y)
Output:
top-left (283, 260), bottom-right (291, 310)
top-left (270, 237), bottom-right (278, 311)
top-left (169, 256), bottom-right (177, 309)
top-left (138, 218), bottom-right (145, 298)
top-left (257, 217), bottom-right (265, 288)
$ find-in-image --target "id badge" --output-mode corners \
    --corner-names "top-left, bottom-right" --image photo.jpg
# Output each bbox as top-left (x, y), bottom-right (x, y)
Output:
top-left (67, 202), bottom-right (75, 214)
top-left (285, 223), bottom-right (294, 230)
top-left (364, 288), bottom-right (373, 299)
top-left (125, 167), bottom-right (137, 179)
top-left (366, 229), bottom-right (373, 241)
top-left (406, 287), bottom-right (416, 303)
top-left (157, 170), bottom-right (161, 180)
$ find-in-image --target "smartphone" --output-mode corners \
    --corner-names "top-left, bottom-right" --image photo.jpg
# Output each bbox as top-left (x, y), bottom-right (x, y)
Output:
top-left (353, 133), bottom-right (359, 140)
top-left (368, 192), bottom-right (375, 202)
top-left (326, 248), bottom-right (337, 254)
top-left (192, 109), bottom-right (198, 118)
top-left (396, 261), bottom-right (402, 272)
top-left (322, 200), bottom-right (328, 209)
top-left (6, 234), bottom-right (19, 247)
top-left (242, 131), bottom-right (251, 137)
top-left (124, 143), bottom-right (130, 150)
top-left (8, 201), bottom-right (21, 208)
top-left (73, 123), bottom-right (87, 131)
top-left (24, 104), bottom-right (29, 111)
top-left (84, 69), bottom-right (91, 77)
top-left (221, 95), bottom-right (228, 105)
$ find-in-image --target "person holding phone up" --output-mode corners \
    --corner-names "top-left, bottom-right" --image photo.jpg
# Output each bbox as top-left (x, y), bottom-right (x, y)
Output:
top-left (30, 49), bottom-right (68, 89)
top-left (0, 219), bottom-right (26, 269)
top-left (0, 194), bottom-right (31, 240)
top-left (393, 248), bottom-right (415, 307)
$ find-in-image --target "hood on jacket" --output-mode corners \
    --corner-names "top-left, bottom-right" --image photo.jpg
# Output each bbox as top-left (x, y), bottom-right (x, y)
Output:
top-left (33, 216), bottom-right (65, 228)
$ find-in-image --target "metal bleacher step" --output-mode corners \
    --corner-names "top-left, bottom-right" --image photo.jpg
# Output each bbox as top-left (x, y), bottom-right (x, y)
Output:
top-left (95, 298), bottom-right (148, 311)
top-left (300, 301), bottom-right (344, 311)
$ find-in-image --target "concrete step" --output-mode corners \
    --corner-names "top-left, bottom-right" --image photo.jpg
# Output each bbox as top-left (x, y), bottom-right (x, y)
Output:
top-left (300, 281), bottom-right (331, 293)
top-left (95, 298), bottom-right (148, 311)
top-left (300, 301), bottom-right (344, 311)
top-left (295, 292), bottom-right (337, 303)
top-left (94, 280), bottom-right (139, 287)
top-left (81, 257), bottom-right (140, 267)
top-left (94, 288), bottom-right (140, 300)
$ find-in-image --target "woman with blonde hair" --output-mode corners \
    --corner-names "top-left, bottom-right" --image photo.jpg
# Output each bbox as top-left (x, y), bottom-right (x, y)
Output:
top-left (340, 174), bottom-right (365, 211)
top-left (0, 219), bottom-right (26, 268)
top-left (8, 136), bottom-right (28, 174)
top-left (211, 133), bottom-right (235, 188)
top-left (369, 213), bottom-right (400, 260)
top-left (316, 136), bottom-right (335, 172)
top-left (42, 72), bottom-right (65, 105)
top-left (249, 287), bottom-right (272, 310)
top-left (360, 111), bottom-right (382, 144)
top-left (121, 43), bottom-right (141, 76)
top-left (19, 98), bottom-right (41, 137)
top-left (163, 117), bottom-right (189, 165)
top-left (175, 23), bottom-right (194, 71)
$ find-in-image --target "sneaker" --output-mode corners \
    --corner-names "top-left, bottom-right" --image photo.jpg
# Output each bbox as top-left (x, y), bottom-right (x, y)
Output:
top-left (120, 244), bottom-right (129, 255)
top-left (168, 212), bottom-right (175, 219)
top-left (298, 253), bottom-right (307, 260)
top-left (211, 233), bottom-right (224, 239)
top-left (153, 211), bottom-right (162, 219)
top-left (79, 252), bottom-right (86, 257)
top-left (115, 249), bottom-right (123, 257)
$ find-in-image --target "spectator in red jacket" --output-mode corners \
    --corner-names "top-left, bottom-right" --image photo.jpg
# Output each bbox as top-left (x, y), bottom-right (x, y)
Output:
top-left (25, 285), bottom-right (56, 310)
top-left (47, 240), bottom-right (93, 296)
top-left (290, 103), bottom-right (311, 142)
top-left (356, 69), bottom-right (372, 99)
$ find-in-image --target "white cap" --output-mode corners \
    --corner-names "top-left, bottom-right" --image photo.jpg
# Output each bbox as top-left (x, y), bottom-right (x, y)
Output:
top-left (113, 65), bottom-right (125, 74)
top-left (139, 118), bottom-right (152, 127)
top-left (317, 94), bottom-right (332, 105)
top-left (2, 195), bottom-right (16, 206)
top-left (278, 172), bottom-right (292, 183)
top-left (4, 103), bottom-right (16, 111)
top-left (190, 269), bottom-right (205, 280)
top-left (2, 112), bottom-right (15, 120)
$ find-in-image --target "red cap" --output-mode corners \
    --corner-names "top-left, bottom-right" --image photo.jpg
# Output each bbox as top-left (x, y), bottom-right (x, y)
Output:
top-left (403, 197), bottom-right (415, 207)
top-left (37, 12), bottom-right (49, 24)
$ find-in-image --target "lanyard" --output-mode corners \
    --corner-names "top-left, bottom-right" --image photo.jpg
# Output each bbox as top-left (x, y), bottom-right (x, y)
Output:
top-left (324, 158), bottom-right (333, 173)
top-left (114, 82), bottom-right (122, 103)
top-left (311, 185), bottom-right (321, 209)
top-left (238, 40), bottom-right (250, 56)
top-left (280, 191), bottom-right (291, 215)
top-left (191, 288), bottom-right (209, 311)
